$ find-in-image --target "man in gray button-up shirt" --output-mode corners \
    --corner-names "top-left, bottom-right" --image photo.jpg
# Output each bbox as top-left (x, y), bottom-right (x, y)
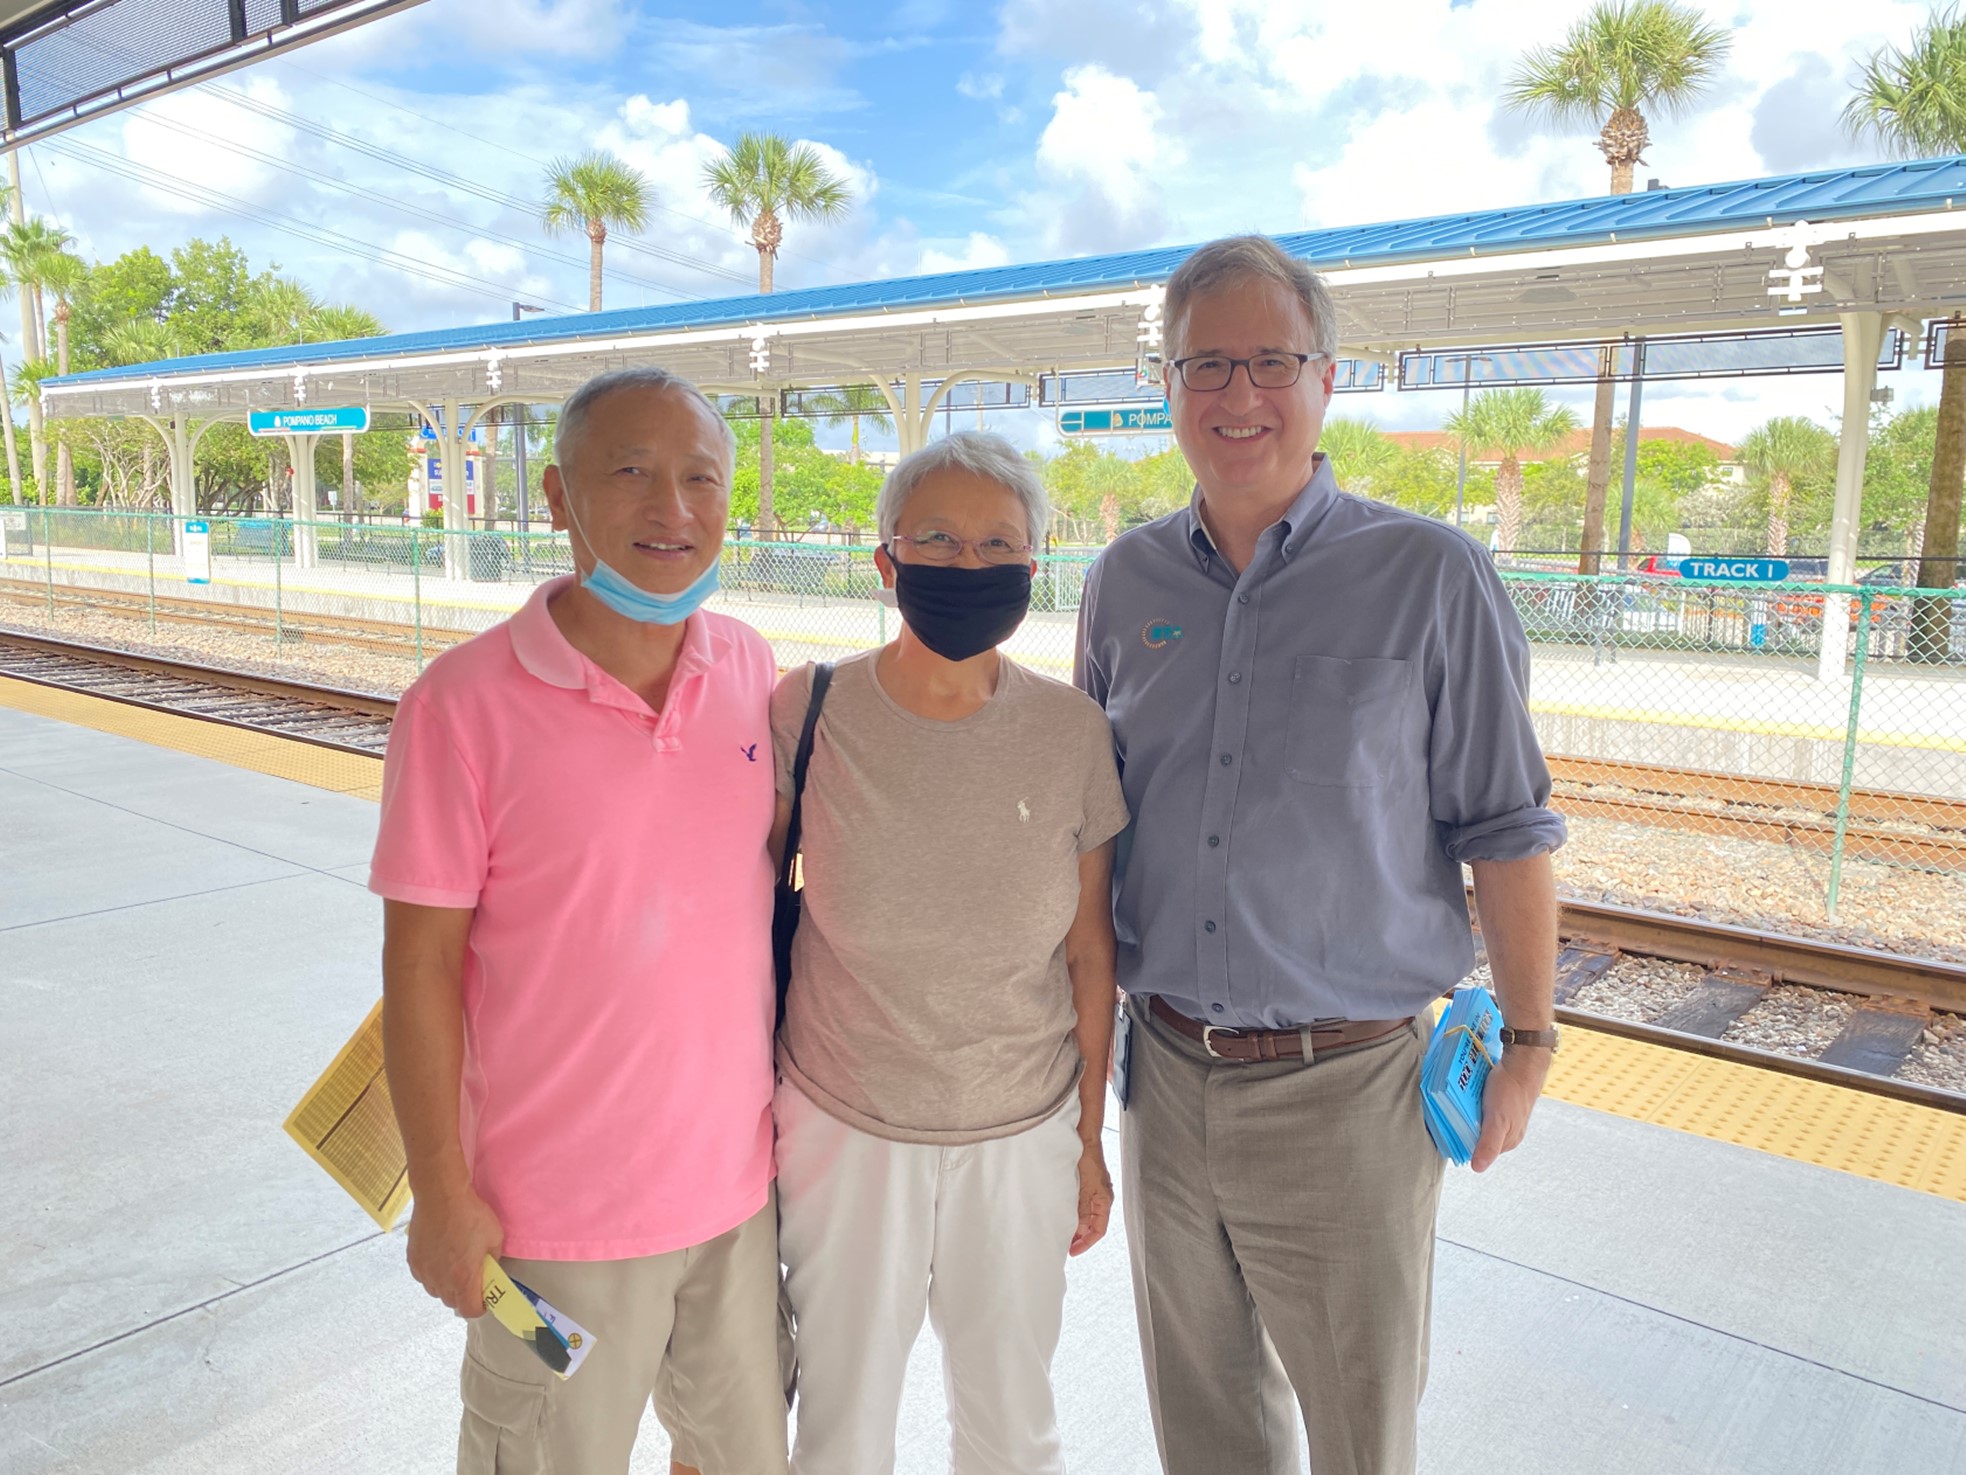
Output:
top-left (1076, 236), bottom-right (1565, 1475)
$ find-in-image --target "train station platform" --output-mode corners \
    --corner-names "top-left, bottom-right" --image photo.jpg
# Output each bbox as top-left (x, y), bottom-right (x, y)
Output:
top-left (3, 687), bottom-right (1964, 1475)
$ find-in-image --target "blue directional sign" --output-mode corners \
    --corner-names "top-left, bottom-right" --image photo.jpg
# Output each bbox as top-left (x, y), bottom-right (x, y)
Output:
top-left (1678, 557), bottom-right (1790, 582)
top-left (248, 406), bottom-right (371, 436)
top-left (1058, 405), bottom-right (1172, 435)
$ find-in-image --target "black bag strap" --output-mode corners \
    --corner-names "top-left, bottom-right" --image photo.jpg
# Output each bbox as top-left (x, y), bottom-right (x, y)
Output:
top-left (780, 662), bottom-right (834, 892)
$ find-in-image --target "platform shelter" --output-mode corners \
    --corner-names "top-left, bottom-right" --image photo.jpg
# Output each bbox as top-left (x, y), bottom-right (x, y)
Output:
top-left (43, 154), bottom-right (1966, 677)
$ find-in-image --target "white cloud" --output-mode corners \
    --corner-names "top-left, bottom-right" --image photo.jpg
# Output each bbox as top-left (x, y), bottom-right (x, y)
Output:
top-left (917, 232), bottom-right (1011, 274)
top-left (957, 72), bottom-right (1005, 101)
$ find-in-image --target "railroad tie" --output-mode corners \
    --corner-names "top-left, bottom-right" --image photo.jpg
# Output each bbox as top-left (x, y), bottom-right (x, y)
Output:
top-left (1653, 971), bottom-right (1769, 1038)
top-left (1819, 1004), bottom-right (1933, 1077)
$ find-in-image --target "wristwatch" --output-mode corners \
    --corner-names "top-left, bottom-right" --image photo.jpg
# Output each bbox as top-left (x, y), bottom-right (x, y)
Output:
top-left (1499, 1025), bottom-right (1560, 1052)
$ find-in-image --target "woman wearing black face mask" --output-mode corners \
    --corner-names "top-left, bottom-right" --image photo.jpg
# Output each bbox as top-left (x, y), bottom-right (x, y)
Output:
top-left (764, 432), bottom-right (1127, 1475)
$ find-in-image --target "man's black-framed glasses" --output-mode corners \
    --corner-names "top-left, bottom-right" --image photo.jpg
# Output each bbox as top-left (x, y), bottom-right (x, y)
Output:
top-left (1168, 352), bottom-right (1327, 392)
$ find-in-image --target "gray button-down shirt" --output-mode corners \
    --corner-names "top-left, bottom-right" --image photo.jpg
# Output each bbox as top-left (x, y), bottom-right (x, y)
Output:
top-left (1075, 457), bottom-right (1566, 1028)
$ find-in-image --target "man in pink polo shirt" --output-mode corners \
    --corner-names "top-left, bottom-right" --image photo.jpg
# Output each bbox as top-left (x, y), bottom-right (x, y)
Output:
top-left (371, 366), bottom-right (785, 1474)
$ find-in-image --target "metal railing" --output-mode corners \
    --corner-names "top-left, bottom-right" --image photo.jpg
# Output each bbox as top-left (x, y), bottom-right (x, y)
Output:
top-left (3, 509), bottom-right (1962, 923)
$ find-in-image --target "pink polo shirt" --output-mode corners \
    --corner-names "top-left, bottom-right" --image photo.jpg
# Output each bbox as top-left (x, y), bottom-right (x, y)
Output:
top-left (369, 576), bottom-right (777, 1260)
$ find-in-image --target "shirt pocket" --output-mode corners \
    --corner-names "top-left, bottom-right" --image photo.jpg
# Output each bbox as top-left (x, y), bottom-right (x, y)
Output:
top-left (1283, 655), bottom-right (1417, 788)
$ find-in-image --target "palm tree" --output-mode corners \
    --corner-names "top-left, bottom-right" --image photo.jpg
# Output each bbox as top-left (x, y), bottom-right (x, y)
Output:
top-left (540, 152), bottom-right (652, 312)
top-left (40, 250), bottom-right (85, 505)
top-left (1844, 7), bottom-right (1966, 660)
top-left (1444, 388), bottom-right (1581, 553)
top-left (703, 133), bottom-right (852, 528)
top-left (806, 383), bottom-right (894, 465)
top-left (1507, 2), bottom-right (1731, 576)
top-left (252, 278), bottom-right (319, 344)
top-left (1317, 417), bottom-right (1398, 494)
top-left (101, 317), bottom-right (182, 367)
top-left (1, 218), bottom-right (73, 497)
top-left (1738, 417), bottom-right (1834, 556)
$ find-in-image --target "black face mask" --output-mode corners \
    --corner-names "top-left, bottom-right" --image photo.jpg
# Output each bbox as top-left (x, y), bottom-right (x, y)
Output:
top-left (888, 557), bottom-right (1033, 663)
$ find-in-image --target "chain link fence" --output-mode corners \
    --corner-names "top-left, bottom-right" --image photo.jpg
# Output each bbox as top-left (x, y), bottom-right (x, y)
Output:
top-left (4, 507), bottom-right (1961, 923)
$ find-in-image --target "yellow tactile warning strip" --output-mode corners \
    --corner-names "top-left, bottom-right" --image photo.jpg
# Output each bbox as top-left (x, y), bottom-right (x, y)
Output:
top-left (1544, 1020), bottom-right (1966, 1204)
top-left (0, 676), bottom-right (384, 800)
top-left (9, 675), bottom-right (1964, 1204)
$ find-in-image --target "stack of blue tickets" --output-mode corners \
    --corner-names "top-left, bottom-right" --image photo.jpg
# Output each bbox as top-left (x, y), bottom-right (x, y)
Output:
top-left (1421, 985), bottom-right (1503, 1165)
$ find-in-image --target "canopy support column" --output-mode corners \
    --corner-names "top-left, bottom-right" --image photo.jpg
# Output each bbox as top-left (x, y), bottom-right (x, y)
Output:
top-left (896, 374), bottom-right (927, 457)
top-left (282, 432), bottom-right (321, 570)
top-left (1817, 312), bottom-right (1881, 684)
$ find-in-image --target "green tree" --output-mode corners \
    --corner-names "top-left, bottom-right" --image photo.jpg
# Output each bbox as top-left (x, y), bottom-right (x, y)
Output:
top-left (1844, 6), bottom-right (1966, 655)
top-left (1507, 1), bottom-right (1731, 576)
top-left (703, 133), bottom-right (853, 528)
top-left (540, 151), bottom-right (652, 313)
top-left (1862, 404), bottom-right (1943, 558)
top-left (251, 277), bottom-right (318, 344)
top-left (70, 246), bottom-right (172, 369)
top-left (1444, 388), bottom-right (1580, 552)
top-left (1378, 446), bottom-right (1477, 521)
top-left (165, 238), bottom-right (261, 354)
top-left (1739, 416), bottom-right (1835, 555)
top-left (1317, 417), bottom-right (1398, 493)
top-left (727, 414), bottom-right (882, 531)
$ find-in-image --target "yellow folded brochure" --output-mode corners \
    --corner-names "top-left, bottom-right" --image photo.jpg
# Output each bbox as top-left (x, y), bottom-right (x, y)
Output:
top-left (282, 999), bottom-right (411, 1231)
top-left (285, 1002), bottom-right (596, 1379)
top-left (483, 1257), bottom-right (595, 1379)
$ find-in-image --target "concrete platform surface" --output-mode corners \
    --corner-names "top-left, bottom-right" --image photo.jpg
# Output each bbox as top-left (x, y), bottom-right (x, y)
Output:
top-left (3, 704), bottom-right (1963, 1475)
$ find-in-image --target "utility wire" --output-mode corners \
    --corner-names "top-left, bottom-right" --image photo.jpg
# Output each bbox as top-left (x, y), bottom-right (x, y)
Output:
top-left (267, 58), bottom-right (838, 274)
top-left (126, 106), bottom-right (702, 303)
top-left (196, 78), bottom-right (756, 286)
top-left (43, 137), bottom-right (584, 311)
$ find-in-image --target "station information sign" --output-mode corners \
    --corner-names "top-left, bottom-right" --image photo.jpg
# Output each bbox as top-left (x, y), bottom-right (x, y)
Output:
top-left (248, 406), bottom-right (371, 436)
top-left (1678, 557), bottom-right (1790, 582)
top-left (1058, 405), bottom-right (1173, 435)
top-left (183, 520), bottom-right (212, 584)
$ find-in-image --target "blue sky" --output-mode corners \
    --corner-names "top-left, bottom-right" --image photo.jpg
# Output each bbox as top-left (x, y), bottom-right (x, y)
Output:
top-left (26, 0), bottom-right (1954, 446)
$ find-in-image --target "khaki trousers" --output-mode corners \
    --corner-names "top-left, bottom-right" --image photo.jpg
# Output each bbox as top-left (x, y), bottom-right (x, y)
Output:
top-left (457, 1194), bottom-right (790, 1475)
top-left (1123, 999), bottom-right (1445, 1475)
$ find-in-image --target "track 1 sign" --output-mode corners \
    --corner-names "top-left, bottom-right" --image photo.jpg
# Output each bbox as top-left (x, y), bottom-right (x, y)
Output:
top-left (248, 406), bottom-right (371, 436)
top-left (1058, 405), bottom-right (1172, 435)
top-left (1678, 557), bottom-right (1790, 582)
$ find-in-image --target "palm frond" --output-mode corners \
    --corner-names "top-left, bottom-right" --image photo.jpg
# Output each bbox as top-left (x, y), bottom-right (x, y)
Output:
top-left (1842, 7), bottom-right (1966, 159)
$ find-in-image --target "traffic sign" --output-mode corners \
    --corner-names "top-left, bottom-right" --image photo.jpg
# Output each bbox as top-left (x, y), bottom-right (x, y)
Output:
top-left (1058, 405), bottom-right (1172, 435)
top-left (1678, 557), bottom-right (1790, 582)
top-left (248, 406), bottom-right (371, 436)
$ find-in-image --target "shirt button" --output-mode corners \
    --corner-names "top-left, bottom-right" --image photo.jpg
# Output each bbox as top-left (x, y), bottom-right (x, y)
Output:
top-left (1219, 753), bottom-right (1232, 766)
top-left (1237, 593), bottom-right (1250, 605)
top-left (1204, 920), bottom-right (1217, 933)
top-left (1227, 672), bottom-right (1241, 684)
top-left (1207, 835), bottom-right (1220, 848)
top-left (1211, 1003), bottom-right (1225, 1014)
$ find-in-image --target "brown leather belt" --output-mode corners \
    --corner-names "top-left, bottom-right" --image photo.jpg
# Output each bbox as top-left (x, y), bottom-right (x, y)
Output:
top-left (1148, 995), bottom-right (1412, 1064)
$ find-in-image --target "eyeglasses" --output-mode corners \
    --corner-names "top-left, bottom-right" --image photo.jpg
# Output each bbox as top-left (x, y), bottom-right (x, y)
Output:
top-left (888, 531), bottom-right (1034, 565)
top-left (1168, 352), bottom-right (1327, 392)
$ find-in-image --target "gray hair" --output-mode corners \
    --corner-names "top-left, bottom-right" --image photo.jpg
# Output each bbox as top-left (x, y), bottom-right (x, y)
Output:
top-left (552, 365), bottom-right (736, 465)
top-left (876, 431), bottom-right (1050, 547)
top-left (1163, 235), bottom-right (1339, 362)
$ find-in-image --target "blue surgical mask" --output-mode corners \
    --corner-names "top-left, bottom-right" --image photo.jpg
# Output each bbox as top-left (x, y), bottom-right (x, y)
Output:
top-left (582, 554), bottom-right (719, 625)
top-left (565, 489), bottom-right (719, 626)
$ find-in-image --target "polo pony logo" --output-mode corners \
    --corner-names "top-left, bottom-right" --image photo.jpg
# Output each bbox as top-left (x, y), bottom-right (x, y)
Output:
top-left (1142, 619), bottom-right (1184, 650)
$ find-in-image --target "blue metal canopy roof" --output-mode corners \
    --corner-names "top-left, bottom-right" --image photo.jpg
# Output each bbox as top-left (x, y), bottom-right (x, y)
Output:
top-left (53, 154), bottom-right (1966, 389)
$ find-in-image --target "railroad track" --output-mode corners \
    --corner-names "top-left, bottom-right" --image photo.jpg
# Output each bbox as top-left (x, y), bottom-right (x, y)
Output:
top-left (0, 575), bottom-right (471, 660)
top-left (4, 634), bottom-right (1960, 1110)
top-left (1548, 754), bottom-right (1966, 871)
top-left (0, 631), bottom-right (394, 753)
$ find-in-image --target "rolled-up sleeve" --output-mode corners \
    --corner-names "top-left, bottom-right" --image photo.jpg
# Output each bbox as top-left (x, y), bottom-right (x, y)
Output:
top-left (1427, 557), bottom-right (1568, 863)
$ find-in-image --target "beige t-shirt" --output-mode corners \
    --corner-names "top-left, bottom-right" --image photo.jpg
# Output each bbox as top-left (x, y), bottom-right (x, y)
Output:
top-left (769, 649), bottom-right (1129, 1144)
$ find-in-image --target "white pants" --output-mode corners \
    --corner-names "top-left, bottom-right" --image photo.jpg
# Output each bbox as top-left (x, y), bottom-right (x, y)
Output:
top-left (774, 1077), bottom-right (1083, 1475)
